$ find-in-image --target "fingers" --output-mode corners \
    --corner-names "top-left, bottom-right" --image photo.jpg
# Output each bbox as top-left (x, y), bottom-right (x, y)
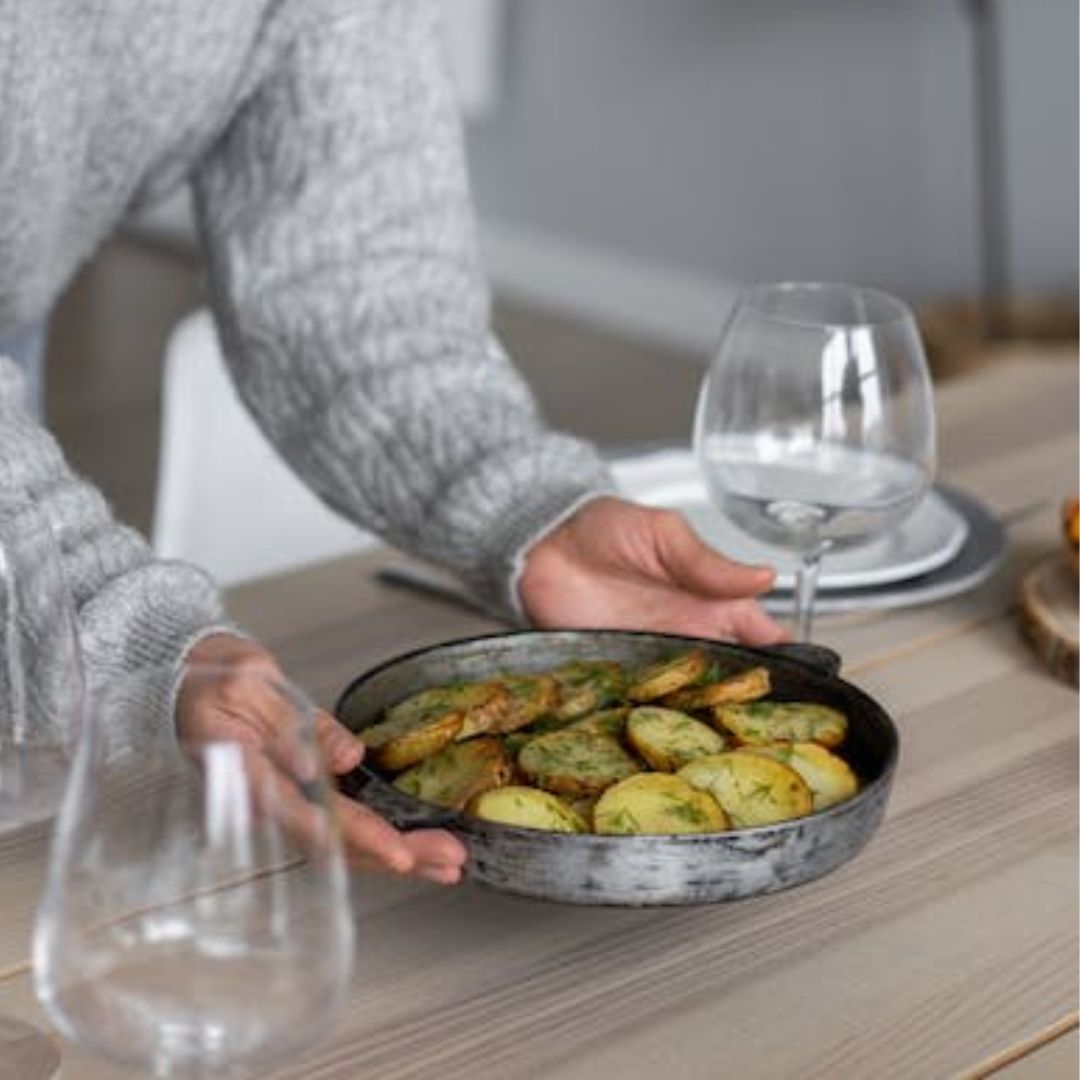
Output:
top-left (315, 710), bottom-right (364, 775)
top-left (177, 639), bottom-right (464, 885)
top-left (714, 599), bottom-right (792, 646)
top-left (333, 793), bottom-right (467, 884)
top-left (656, 511), bottom-right (776, 599)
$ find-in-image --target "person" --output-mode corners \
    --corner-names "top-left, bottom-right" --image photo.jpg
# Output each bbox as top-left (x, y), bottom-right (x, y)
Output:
top-left (0, 0), bottom-right (787, 882)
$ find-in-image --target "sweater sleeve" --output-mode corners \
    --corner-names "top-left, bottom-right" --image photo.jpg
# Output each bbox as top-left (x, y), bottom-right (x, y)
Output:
top-left (0, 358), bottom-right (232, 692)
top-left (190, 0), bottom-right (615, 617)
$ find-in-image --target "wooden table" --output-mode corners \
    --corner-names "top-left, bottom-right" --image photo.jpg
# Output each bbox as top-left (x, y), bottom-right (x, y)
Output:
top-left (1, 356), bottom-right (1077, 1079)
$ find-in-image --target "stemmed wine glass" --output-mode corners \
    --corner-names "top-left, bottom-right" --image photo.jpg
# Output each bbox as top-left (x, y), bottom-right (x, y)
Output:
top-left (33, 661), bottom-right (354, 1079)
top-left (694, 282), bottom-right (936, 640)
top-left (0, 500), bottom-right (84, 1080)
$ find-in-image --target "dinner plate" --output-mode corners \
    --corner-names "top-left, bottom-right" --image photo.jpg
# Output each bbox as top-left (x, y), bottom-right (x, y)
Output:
top-left (610, 448), bottom-right (969, 591)
top-left (760, 484), bottom-right (1006, 614)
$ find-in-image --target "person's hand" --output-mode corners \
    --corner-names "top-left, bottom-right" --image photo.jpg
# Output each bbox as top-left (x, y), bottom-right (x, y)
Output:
top-left (518, 496), bottom-right (790, 644)
top-left (177, 633), bottom-right (467, 884)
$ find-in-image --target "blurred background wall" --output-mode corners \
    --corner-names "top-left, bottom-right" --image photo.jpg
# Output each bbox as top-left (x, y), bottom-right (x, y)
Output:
top-left (463, 0), bottom-right (1079, 352)
top-left (134, 0), bottom-right (1078, 356)
top-left (54, 0), bottom-right (1080, 536)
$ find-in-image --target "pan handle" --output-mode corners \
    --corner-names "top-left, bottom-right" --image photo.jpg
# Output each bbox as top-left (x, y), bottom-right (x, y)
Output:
top-left (762, 642), bottom-right (842, 678)
top-left (336, 766), bottom-right (460, 832)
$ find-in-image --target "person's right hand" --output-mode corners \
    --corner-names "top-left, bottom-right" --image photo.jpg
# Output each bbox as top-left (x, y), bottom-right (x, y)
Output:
top-left (519, 496), bottom-right (789, 644)
top-left (177, 633), bottom-right (468, 885)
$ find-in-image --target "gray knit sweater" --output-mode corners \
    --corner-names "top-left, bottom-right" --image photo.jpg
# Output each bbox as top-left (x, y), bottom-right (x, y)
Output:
top-left (0, 0), bottom-right (614, 676)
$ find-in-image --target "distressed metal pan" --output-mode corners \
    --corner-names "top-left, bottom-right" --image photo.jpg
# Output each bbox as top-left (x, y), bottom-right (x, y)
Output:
top-left (335, 631), bottom-right (898, 906)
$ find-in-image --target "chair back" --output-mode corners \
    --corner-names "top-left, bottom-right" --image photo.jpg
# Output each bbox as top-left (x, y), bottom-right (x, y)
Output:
top-left (151, 310), bottom-right (376, 586)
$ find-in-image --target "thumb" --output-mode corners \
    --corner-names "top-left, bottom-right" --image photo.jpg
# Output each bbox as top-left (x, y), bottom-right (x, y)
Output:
top-left (315, 710), bottom-right (364, 775)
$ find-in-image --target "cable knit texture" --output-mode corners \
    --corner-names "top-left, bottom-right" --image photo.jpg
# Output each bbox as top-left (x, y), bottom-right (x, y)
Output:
top-left (0, 359), bottom-right (232, 743)
top-left (0, 0), bottom-right (615, 616)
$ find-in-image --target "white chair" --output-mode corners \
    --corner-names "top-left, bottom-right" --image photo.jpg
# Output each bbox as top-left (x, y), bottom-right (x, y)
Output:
top-left (151, 309), bottom-right (378, 587)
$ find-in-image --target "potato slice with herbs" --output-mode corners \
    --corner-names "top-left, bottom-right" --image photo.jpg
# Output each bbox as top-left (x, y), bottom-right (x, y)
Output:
top-left (715, 701), bottom-right (848, 749)
top-left (518, 730), bottom-right (641, 796)
top-left (393, 738), bottom-right (512, 809)
top-left (469, 786), bottom-right (588, 833)
top-left (359, 708), bottom-right (465, 772)
top-left (567, 706), bottom-right (630, 739)
top-left (366, 680), bottom-right (510, 761)
top-left (626, 706), bottom-right (726, 772)
top-left (564, 793), bottom-right (600, 829)
top-left (746, 742), bottom-right (859, 811)
top-left (626, 649), bottom-right (710, 702)
top-left (594, 773), bottom-right (729, 835)
top-left (661, 666), bottom-right (771, 711)
top-left (551, 660), bottom-right (625, 720)
top-left (459, 673), bottom-right (559, 738)
top-left (679, 751), bottom-right (813, 827)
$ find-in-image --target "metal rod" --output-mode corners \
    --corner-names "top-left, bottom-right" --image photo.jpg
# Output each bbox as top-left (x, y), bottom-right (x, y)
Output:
top-left (965, 0), bottom-right (1011, 340)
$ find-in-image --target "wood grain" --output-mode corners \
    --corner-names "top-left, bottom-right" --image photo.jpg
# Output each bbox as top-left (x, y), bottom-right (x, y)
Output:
top-left (0, 357), bottom-right (1075, 1079)
top-left (1018, 555), bottom-right (1079, 686)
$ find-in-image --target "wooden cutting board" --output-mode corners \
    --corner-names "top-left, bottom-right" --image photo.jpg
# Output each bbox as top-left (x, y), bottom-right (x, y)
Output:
top-left (1018, 555), bottom-right (1079, 687)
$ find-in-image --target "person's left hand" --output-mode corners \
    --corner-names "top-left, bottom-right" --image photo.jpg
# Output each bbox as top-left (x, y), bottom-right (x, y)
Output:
top-left (177, 633), bottom-right (467, 884)
top-left (518, 495), bottom-right (790, 644)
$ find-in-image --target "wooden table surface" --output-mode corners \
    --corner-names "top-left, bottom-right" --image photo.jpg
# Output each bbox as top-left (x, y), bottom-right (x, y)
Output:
top-left (1, 355), bottom-right (1077, 1079)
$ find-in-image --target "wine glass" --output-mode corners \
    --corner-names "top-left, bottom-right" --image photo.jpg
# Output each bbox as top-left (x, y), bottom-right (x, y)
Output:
top-left (0, 500), bottom-right (83, 1080)
top-left (33, 661), bottom-right (354, 1079)
top-left (694, 282), bottom-right (936, 640)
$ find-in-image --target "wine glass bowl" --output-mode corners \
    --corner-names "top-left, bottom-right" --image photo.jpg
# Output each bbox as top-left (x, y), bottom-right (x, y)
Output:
top-left (0, 500), bottom-right (85, 1080)
top-left (33, 662), bottom-right (353, 1079)
top-left (694, 282), bottom-right (936, 639)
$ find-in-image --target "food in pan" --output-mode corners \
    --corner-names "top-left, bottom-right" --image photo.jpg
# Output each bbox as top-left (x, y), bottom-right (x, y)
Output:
top-left (393, 737), bottom-right (512, 809)
top-left (744, 742), bottom-right (858, 811)
top-left (469, 786), bottom-right (588, 833)
top-left (716, 701), bottom-right (847, 749)
top-left (625, 706), bottom-right (727, 772)
top-left (517, 729), bottom-right (641, 796)
top-left (593, 773), bottom-right (730, 835)
top-left (625, 649), bottom-right (710, 701)
top-left (659, 664), bottom-right (771, 711)
top-left (550, 660), bottom-right (625, 720)
top-left (679, 751), bottom-right (813, 827)
top-left (359, 649), bottom-right (861, 834)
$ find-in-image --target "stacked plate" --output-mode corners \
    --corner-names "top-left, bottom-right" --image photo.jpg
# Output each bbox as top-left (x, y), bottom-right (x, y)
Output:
top-left (610, 447), bottom-right (1007, 614)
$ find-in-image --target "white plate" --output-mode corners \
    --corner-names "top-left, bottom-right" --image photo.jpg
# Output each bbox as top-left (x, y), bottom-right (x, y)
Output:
top-left (610, 448), bottom-right (969, 591)
top-left (761, 485), bottom-right (1006, 613)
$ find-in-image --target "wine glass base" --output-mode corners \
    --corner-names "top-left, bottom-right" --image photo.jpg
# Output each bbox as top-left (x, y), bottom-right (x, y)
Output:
top-left (0, 1016), bottom-right (62, 1080)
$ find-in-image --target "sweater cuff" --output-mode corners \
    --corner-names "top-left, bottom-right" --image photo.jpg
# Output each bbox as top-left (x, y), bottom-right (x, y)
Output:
top-left (464, 473), bottom-right (619, 621)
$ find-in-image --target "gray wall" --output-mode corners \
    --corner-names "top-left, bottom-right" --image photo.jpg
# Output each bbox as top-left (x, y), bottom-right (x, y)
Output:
top-left (466, 0), bottom-right (1078, 307)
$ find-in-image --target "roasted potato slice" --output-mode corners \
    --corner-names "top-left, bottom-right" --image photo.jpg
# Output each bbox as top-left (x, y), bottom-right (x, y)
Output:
top-left (383, 680), bottom-right (505, 728)
top-left (661, 666), bottom-right (771, 711)
top-left (594, 773), bottom-right (729, 835)
top-left (359, 708), bottom-right (465, 772)
top-left (459, 673), bottom-right (559, 738)
top-left (625, 706), bottom-right (726, 772)
top-left (715, 701), bottom-right (848, 749)
top-left (393, 737), bottom-right (512, 809)
top-left (627, 649), bottom-right (710, 702)
top-left (567, 706), bottom-right (630, 739)
top-left (679, 751), bottom-right (813, 827)
top-left (746, 742), bottom-right (859, 811)
top-left (517, 729), bottom-right (641, 797)
top-left (564, 793), bottom-right (600, 829)
top-left (551, 660), bottom-right (625, 721)
top-left (469, 785), bottom-right (587, 833)
top-left (363, 679), bottom-right (517, 770)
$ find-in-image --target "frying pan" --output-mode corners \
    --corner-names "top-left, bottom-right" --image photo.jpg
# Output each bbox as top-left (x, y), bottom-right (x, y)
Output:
top-left (335, 631), bottom-right (898, 906)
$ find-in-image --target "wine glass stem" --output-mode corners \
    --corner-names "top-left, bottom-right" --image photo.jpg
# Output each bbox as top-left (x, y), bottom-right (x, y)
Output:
top-left (795, 550), bottom-right (824, 642)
